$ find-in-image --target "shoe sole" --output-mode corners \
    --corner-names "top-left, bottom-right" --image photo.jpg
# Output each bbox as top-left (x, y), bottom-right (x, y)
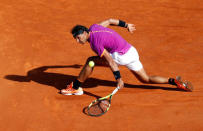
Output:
top-left (176, 76), bottom-right (193, 92)
top-left (62, 91), bottom-right (84, 95)
top-left (184, 81), bottom-right (193, 92)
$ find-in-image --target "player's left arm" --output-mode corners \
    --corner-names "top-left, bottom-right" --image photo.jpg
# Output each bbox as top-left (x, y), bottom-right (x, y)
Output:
top-left (101, 49), bottom-right (124, 89)
top-left (97, 18), bottom-right (136, 33)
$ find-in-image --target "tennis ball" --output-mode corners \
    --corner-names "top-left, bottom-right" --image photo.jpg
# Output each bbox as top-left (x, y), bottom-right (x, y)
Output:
top-left (88, 61), bottom-right (95, 67)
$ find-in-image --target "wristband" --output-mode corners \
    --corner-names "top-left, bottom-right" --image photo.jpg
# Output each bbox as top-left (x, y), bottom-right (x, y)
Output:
top-left (118, 20), bottom-right (128, 28)
top-left (113, 71), bottom-right (121, 80)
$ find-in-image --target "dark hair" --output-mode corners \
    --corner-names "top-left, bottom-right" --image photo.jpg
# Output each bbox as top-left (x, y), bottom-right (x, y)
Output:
top-left (71, 25), bottom-right (89, 38)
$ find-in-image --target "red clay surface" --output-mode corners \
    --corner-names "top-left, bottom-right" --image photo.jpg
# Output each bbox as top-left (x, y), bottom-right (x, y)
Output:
top-left (1, 0), bottom-right (203, 130)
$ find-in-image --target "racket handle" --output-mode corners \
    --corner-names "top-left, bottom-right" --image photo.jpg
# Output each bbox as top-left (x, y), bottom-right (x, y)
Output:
top-left (111, 86), bottom-right (120, 95)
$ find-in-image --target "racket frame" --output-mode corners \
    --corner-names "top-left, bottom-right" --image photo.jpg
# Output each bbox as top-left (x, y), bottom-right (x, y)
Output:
top-left (87, 86), bottom-right (120, 116)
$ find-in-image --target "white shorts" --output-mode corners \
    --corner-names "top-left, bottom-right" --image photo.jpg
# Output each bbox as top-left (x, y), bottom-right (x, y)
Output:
top-left (110, 46), bottom-right (143, 71)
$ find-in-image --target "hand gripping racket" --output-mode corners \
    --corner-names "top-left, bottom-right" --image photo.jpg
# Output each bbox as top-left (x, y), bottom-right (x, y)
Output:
top-left (87, 86), bottom-right (121, 117)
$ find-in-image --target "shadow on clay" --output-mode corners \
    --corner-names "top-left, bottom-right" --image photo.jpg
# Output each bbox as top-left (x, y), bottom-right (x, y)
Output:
top-left (4, 64), bottom-right (183, 96)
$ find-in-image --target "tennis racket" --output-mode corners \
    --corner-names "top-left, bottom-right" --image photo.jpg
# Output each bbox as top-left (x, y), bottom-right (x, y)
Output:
top-left (87, 86), bottom-right (121, 117)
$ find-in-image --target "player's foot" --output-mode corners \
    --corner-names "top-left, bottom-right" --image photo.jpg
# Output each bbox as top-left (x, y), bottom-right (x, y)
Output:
top-left (175, 76), bottom-right (193, 92)
top-left (61, 82), bottom-right (83, 95)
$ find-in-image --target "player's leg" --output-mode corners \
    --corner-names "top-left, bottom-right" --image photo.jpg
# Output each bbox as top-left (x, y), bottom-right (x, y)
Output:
top-left (127, 53), bottom-right (193, 91)
top-left (77, 56), bottom-right (108, 82)
top-left (61, 56), bottom-right (108, 95)
top-left (128, 59), bottom-right (193, 91)
top-left (117, 46), bottom-right (168, 84)
top-left (119, 46), bottom-right (193, 91)
top-left (130, 67), bottom-right (193, 91)
top-left (130, 68), bottom-right (169, 84)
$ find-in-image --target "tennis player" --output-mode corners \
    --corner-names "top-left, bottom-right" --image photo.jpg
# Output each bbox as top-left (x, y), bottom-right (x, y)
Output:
top-left (61, 18), bottom-right (193, 95)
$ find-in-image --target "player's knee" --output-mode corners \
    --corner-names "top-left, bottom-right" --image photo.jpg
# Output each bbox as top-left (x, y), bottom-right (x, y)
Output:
top-left (86, 56), bottom-right (96, 64)
top-left (139, 76), bottom-right (150, 83)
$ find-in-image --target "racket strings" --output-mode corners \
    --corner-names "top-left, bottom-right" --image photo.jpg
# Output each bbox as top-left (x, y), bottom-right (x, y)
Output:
top-left (88, 99), bottom-right (110, 116)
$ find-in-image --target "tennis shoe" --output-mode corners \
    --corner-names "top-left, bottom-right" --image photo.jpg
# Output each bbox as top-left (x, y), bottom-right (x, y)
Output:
top-left (61, 82), bottom-right (83, 95)
top-left (175, 76), bottom-right (193, 92)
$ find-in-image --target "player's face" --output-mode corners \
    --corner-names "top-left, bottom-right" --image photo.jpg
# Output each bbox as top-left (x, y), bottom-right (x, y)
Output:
top-left (75, 32), bottom-right (88, 44)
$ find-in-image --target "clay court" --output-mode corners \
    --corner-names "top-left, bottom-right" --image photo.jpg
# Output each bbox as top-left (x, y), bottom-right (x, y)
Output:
top-left (1, 0), bottom-right (203, 130)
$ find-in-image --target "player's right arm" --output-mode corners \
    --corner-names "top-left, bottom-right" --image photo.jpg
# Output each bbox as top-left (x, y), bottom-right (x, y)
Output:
top-left (98, 18), bottom-right (136, 33)
top-left (102, 49), bottom-right (124, 89)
